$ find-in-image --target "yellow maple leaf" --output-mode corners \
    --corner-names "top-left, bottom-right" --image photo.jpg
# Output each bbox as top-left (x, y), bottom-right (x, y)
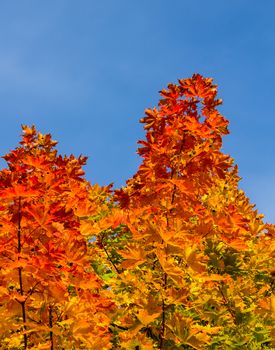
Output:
top-left (120, 244), bottom-right (146, 269)
top-left (136, 308), bottom-right (161, 326)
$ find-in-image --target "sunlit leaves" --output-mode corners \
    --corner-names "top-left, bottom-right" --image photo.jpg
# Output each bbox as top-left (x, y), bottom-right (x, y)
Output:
top-left (0, 126), bottom-right (114, 349)
top-left (1, 75), bottom-right (274, 349)
top-left (110, 74), bottom-right (275, 348)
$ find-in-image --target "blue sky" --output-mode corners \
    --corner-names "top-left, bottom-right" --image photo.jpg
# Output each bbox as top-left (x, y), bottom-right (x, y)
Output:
top-left (0, 1), bottom-right (274, 222)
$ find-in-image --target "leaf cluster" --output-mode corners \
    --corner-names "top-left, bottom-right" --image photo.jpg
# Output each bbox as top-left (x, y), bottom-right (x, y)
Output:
top-left (0, 75), bottom-right (274, 349)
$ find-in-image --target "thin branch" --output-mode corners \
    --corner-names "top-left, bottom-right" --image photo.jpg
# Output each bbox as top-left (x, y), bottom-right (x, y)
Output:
top-left (17, 196), bottom-right (27, 349)
top-left (110, 322), bottom-right (129, 331)
top-left (49, 305), bottom-right (54, 350)
top-left (100, 234), bottom-right (120, 274)
top-left (159, 273), bottom-right (167, 349)
top-left (218, 284), bottom-right (236, 324)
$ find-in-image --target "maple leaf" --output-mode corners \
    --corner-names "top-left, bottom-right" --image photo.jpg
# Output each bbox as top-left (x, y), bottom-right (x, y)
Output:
top-left (119, 243), bottom-right (146, 269)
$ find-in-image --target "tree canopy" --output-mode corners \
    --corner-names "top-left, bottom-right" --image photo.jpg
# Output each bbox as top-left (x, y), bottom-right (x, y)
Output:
top-left (0, 75), bottom-right (274, 349)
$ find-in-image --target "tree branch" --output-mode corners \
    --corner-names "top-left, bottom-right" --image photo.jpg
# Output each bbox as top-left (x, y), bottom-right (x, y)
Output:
top-left (17, 196), bottom-right (27, 349)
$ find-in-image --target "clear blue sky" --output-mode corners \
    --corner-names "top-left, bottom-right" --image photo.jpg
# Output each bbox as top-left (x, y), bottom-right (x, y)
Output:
top-left (0, 1), bottom-right (274, 223)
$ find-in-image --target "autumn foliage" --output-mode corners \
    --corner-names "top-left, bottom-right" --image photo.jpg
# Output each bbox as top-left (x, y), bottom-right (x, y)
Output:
top-left (0, 75), bottom-right (274, 349)
top-left (0, 128), bottom-right (115, 349)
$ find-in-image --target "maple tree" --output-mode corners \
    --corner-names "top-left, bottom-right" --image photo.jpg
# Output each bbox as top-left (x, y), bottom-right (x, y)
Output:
top-left (88, 75), bottom-right (275, 349)
top-left (0, 126), bottom-right (115, 349)
top-left (0, 74), bottom-right (274, 349)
